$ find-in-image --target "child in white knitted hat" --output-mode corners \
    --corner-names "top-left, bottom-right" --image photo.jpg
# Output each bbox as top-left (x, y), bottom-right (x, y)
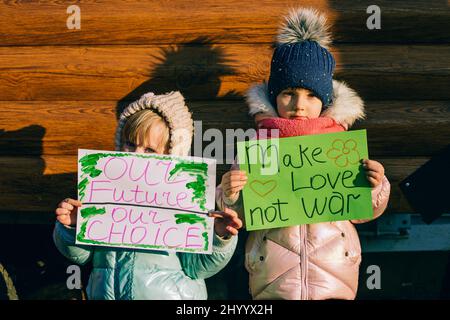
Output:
top-left (53, 91), bottom-right (242, 300)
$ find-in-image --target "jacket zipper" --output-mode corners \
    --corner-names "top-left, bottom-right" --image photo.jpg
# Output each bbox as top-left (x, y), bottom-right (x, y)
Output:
top-left (300, 224), bottom-right (309, 300)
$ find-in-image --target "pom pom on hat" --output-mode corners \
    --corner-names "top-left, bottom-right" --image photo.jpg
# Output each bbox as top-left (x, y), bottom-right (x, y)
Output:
top-left (277, 7), bottom-right (332, 49)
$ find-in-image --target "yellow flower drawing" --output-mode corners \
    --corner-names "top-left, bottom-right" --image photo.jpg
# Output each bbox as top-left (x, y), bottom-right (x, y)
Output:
top-left (326, 139), bottom-right (361, 168)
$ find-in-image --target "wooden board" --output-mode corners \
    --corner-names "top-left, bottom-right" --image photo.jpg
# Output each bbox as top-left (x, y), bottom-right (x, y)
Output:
top-left (0, 45), bottom-right (449, 101)
top-left (0, 1), bottom-right (449, 45)
top-left (1, 100), bottom-right (448, 157)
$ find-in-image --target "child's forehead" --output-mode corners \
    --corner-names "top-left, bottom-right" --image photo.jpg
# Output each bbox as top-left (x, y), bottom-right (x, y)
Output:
top-left (282, 86), bottom-right (312, 93)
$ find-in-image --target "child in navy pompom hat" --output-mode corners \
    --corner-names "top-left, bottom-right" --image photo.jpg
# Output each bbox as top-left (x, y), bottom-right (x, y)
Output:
top-left (216, 7), bottom-right (391, 300)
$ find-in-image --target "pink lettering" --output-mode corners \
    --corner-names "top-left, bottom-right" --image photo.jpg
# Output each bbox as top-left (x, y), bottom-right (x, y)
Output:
top-left (145, 191), bottom-right (163, 206)
top-left (176, 192), bottom-right (196, 210)
top-left (150, 211), bottom-right (170, 224)
top-left (163, 191), bottom-right (176, 207)
top-left (128, 208), bottom-right (148, 225)
top-left (111, 207), bottom-right (127, 223)
top-left (163, 227), bottom-right (182, 248)
top-left (87, 220), bottom-right (108, 241)
top-left (154, 225), bottom-right (162, 245)
top-left (158, 161), bottom-right (188, 185)
top-left (129, 184), bottom-right (145, 204)
top-left (88, 180), bottom-right (112, 202)
top-left (103, 157), bottom-right (128, 180)
top-left (112, 188), bottom-right (134, 202)
top-left (144, 160), bottom-right (162, 186)
top-left (128, 159), bottom-right (148, 182)
top-left (130, 227), bottom-right (147, 244)
top-left (108, 223), bottom-right (127, 243)
top-left (185, 227), bottom-right (203, 248)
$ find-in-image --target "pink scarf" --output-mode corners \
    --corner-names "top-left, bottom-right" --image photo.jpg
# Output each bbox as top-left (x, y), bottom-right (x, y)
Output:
top-left (256, 117), bottom-right (345, 138)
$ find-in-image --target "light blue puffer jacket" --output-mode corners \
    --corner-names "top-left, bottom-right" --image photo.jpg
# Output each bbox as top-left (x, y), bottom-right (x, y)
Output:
top-left (53, 91), bottom-right (238, 299)
top-left (53, 221), bottom-right (237, 300)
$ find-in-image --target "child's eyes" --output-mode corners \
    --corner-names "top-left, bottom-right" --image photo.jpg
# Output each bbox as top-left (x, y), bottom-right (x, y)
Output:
top-left (282, 91), bottom-right (316, 98)
top-left (125, 141), bottom-right (155, 153)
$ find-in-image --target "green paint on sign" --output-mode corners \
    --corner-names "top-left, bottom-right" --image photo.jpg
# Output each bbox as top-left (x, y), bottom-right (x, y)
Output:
top-left (77, 206), bottom-right (106, 242)
top-left (187, 175), bottom-right (207, 211)
top-left (77, 220), bottom-right (89, 243)
top-left (78, 177), bottom-right (89, 201)
top-left (175, 213), bottom-right (206, 225)
top-left (169, 162), bottom-right (209, 211)
top-left (80, 206), bottom-right (106, 219)
top-left (202, 232), bottom-right (209, 251)
top-left (79, 152), bottom-right (127, 179)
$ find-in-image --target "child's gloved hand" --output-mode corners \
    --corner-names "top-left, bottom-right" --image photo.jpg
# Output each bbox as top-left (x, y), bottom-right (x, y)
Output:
top-left (55, 198), bottom-right (82, 227)
top-left (209, 207), bottom-right (243, 238)
top-left (362, 159), bottom-right (385, 188)
top-left (220, 169), bottom-right (248, 205)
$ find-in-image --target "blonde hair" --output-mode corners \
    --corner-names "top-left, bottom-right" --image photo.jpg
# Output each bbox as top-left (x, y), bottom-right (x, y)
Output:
top-left (121, 109), bottom-right (170, 153)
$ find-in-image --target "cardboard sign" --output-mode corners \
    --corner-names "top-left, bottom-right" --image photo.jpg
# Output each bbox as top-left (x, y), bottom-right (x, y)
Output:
top-left (237, 130), bottom-right (373, 231)
top-left (76, 149), bottom-right (216, 254)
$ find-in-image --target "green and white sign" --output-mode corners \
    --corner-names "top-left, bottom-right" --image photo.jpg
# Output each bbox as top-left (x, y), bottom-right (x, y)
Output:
top-left (76, 149), bottom-right (216, 254)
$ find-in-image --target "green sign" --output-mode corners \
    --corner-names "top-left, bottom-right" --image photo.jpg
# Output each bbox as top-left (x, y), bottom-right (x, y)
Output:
top-left (237, 130), bottom-right (373, 231)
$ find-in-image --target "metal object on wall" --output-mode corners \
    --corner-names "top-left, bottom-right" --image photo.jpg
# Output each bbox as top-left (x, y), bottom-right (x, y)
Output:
top-left (358, 213), bottom-right (450, 253)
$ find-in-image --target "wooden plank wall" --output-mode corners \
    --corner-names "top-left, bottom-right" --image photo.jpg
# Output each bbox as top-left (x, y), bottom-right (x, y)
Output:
top-left (0, 1), bottom-right (449, 223)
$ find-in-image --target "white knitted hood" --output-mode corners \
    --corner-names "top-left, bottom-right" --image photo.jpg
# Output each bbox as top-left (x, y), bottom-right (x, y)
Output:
top-left (245, 80), bottom-right (365, 128)
top-left (115, 91), bottom-right (194, 156)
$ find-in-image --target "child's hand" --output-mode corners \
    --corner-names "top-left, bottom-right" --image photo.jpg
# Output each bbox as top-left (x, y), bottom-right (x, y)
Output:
top-left (221, 170), bottom-right (248, 204)
top-left (55, 198), bottom-right (82, 227)
top-left (209, 207), bottom-right (243, 238)
top-left (362, 159), bottom-right (385, 188)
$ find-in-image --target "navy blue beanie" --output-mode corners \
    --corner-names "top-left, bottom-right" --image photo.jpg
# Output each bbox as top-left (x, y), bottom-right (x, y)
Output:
top-left (267, 8), bottom-right (336, 108)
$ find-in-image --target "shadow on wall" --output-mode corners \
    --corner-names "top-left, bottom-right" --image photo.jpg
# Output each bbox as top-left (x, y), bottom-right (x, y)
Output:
top-left (0, 36), bottom-right (250, 300)
top-left (116, 36), bottom-right (241, 118)
top-left (0, 125), bottom-right (82, 300)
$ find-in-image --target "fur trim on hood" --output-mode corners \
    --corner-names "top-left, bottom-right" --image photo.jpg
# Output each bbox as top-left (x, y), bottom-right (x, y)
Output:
top-left (245, 80), bottom-right (365, 128)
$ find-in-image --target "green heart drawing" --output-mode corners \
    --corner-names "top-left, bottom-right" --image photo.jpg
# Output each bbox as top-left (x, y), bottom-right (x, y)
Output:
top-left (249, 180), bottom-right (277, 197)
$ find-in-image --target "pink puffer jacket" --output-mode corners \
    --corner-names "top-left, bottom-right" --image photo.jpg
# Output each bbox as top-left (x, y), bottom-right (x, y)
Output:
top-left (216, 81), bottom-right (391, 300)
